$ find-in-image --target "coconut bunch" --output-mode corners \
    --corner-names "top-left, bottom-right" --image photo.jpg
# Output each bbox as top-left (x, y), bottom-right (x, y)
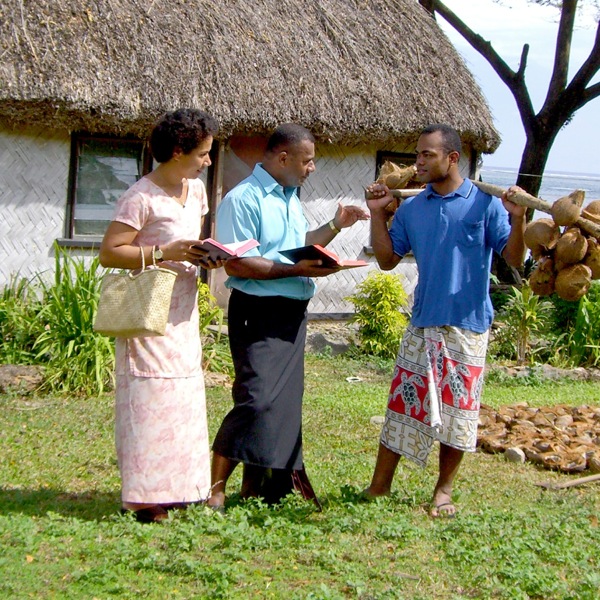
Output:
top-left (376, 161), bottom-right (417, 190)
top-left (478, 402), bottom-right (600, 473)
top-left (375, 161), bottom-right (418, 219)
top-left (527, 193), bottom-right (600, 301)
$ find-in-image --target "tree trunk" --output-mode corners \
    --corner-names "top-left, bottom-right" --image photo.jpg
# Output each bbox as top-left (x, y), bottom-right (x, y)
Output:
top-left (516, 125), bottom-right (561, 218)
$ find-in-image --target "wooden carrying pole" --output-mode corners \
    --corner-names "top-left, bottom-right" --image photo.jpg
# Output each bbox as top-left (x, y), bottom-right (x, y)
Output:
top-left (364, 188), bottom-right (421, 200)
top-left (472, 181), bottom-right (600, 240)
top-left (535, 472), bottom-right (600, 490)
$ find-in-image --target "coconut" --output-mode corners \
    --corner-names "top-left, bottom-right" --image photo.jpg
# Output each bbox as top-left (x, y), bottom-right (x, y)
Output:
top-left (551, 189), bottom-right (585, 226)
top-left (529, 256), bottom-right (555, 296)
top-left (584, 199), bottom-right (600, 216)
top-left (377, 162), bottom-right (417, 189)
top-left (555, 263), bottom-right (592, 302)
top-left (554, 228), bottom-right (588, 265)
top-left (584, 237), bottom-right (600, 279)
top-left (581, 199), bottom-right (600, 225)
top-left (523, 218), bottom-right (560, 253)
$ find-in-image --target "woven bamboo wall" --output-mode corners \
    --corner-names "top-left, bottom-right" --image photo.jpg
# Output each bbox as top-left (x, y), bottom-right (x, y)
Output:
top-left (0, 126), bottom-right (71, 286)
top-left (302, 142), bottom-right (418, 315)
top-left (0, 128), bottom-right (474, 316)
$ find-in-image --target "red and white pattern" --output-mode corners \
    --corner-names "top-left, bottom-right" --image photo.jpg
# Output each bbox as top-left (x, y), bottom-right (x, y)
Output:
top-left (112, 177), bottom-right (211, 503)
top-left (381, 325), bottom-right (488, 467)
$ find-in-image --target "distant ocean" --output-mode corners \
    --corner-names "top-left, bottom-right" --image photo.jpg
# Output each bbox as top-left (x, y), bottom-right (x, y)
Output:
top-left (480, 166), bottom-right (600, 206)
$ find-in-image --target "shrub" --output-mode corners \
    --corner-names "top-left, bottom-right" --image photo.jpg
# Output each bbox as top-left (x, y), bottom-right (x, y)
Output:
top-left (33, 245), bottom-right (114, 395)
top-left (489, 283), bottom-right (553, 365)
top-left (560, 281), bottom-right (600, 367)
top-left (0, 275), bottom-right (42, 364)
top-left (345, 271), bottom-right (409, 358)
top-left (198, 281), bottom-right (233, 376)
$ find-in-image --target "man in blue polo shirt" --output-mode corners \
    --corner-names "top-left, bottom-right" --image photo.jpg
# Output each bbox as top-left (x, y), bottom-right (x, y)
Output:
top-left (207, 123), bottom-right (368, 510)
top-left (364, 123), bottom-right (525, 517)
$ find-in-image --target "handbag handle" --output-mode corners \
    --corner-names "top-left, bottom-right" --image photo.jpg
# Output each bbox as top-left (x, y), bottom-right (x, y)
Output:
top-left (127, 246), bottom-right (155, 280)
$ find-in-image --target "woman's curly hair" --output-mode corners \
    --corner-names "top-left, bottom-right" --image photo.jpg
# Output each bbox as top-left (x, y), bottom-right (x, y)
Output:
top-left (150, 109), bottom-right (219, 163)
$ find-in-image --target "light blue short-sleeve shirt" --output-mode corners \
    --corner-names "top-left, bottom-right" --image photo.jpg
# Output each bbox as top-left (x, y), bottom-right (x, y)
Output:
top-left (388, 179), bottom-right (511, 333)
top-left (216, 164), bottom-right (316, 300)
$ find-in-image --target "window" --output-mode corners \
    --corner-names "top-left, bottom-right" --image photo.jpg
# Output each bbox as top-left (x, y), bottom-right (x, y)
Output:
top-left (66, 134), bottom-right (152, 240)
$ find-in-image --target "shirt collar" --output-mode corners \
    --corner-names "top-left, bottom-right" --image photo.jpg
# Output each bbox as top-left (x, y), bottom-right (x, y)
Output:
top-left (252, 163), bottom-right (295, 200)
top-left (425, 178), bottom-right (473, 200)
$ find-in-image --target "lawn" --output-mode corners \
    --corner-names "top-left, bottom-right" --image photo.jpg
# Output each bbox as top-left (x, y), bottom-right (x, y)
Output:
top-left (0, 354), bottom-right (599, 599)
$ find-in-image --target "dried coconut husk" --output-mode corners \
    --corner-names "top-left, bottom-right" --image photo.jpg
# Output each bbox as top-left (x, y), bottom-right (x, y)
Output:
top-left (524, 218), bottom-right (560, 253)
top-left (589, 452), bottom-right (600, 473)
top-left (529, 255), bottom-right (555, 296)
top-left (551, 189), bottom-right (585, 226)
top-left (584, 237), bottom-right (600, 279)
top-left (555, 263), bottom-right (592, 302)
top-left (554, 227), bottom-right (588, 265)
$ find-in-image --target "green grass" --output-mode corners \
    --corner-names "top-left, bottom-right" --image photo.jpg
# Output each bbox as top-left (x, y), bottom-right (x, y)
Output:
top-left (1, 354), bottom-right (599, 599)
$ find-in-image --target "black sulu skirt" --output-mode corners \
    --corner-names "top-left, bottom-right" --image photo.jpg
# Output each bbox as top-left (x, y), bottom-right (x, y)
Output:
top-left (212, 289), bottom-right (309, 470)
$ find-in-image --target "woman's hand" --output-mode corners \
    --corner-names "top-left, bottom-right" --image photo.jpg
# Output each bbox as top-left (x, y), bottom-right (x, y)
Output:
top-left (159, 239), bottom-right (212, 264)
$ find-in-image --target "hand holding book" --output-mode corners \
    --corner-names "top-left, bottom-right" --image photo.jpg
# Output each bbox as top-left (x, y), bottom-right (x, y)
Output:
top-left (279, 245), bottom-right (368, 270)
top-left (193, 238), bottom-right (259, 263)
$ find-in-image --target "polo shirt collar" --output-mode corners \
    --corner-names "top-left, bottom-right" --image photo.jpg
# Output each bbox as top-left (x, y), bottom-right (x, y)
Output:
top-left (425, 178), bottom-right (473, 200)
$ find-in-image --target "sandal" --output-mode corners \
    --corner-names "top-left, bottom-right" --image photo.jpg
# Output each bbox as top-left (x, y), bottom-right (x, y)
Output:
top-left (430, 501), bottom-right (456, 519)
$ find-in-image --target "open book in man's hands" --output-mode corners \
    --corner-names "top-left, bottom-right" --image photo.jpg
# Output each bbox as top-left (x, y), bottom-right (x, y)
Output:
top-left (194, 238), bottom-right (259, 262)
top-left (279, 244), bottom-right (368, 269)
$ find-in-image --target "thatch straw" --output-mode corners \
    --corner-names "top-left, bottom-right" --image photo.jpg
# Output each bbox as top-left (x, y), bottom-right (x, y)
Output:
top-left (0, 0), bottom-right (499, 151)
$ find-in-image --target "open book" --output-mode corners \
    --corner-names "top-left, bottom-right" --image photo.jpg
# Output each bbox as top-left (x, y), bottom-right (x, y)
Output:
top-left (194, 238), bottom-right (259, 262)
top-left (279, 244), bottom-right (368, 269)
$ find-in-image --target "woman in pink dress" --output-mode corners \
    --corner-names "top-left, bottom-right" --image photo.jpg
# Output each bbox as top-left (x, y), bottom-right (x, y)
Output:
top-left (99, 109), bottom-right (221, 523)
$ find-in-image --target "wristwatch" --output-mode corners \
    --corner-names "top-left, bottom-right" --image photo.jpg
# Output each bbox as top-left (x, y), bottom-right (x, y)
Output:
top-left (154, 245), bottom-right (164, 262)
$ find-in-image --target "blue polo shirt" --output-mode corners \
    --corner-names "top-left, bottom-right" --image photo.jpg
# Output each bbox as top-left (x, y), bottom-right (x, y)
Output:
top-left (389, 179), bottom-right (511, 333)
top-left (216, 164), bottom-right (316, 300)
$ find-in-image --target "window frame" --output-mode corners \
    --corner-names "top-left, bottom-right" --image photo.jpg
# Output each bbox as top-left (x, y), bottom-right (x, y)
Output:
top-left (59, 133), bottom-right (152, 247)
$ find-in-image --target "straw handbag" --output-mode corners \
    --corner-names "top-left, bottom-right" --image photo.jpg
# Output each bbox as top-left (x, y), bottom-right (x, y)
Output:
top-left (93, 247), bottom-right (177, 338)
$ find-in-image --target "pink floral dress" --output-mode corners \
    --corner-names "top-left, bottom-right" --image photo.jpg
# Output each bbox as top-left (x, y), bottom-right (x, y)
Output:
top-left (111, 176), bottom-right (210, 504)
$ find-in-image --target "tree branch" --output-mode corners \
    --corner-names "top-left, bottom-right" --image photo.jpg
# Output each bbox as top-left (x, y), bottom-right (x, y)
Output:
top-left (564, 18), bottom-right (600, 93)
top-left (543, 0), bottom-right (577, 108)
top-left (432, 0), bottom-right (538, 132)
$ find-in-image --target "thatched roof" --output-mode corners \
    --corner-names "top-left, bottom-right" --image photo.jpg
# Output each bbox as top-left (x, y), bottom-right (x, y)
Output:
top-left (0, 0), bottom-right (500, 152)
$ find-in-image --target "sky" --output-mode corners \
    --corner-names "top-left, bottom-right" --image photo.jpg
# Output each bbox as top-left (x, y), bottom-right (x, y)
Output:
top-left (437, 0), bottom-right (599, 175)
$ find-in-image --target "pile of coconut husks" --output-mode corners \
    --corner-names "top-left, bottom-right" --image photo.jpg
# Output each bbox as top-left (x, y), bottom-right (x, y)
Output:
top-left (473, 181), bottom-right (600, 302)
top-left (477, 403), bottom-right (600, 473)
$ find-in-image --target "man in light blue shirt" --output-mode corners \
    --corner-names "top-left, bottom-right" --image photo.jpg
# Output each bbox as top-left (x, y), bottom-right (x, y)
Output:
top-left (208, 123), bottom-right (368, 510)
top-left (364, 123), bottom-right (526, 517)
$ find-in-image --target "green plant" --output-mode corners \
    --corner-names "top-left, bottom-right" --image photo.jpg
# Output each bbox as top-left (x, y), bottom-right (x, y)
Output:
top-left (345, 271), bottom-right (409, 358)
top-left (0, 275), bottom-right (42, 364)
top-left (33, 245), bottom-right (114, 395)
top-left (197, 281), bottom-right (232, 375)
top-left (562, 281), bottom-right (600, 367)
top-left (490, 283), bottom-right (553, 364)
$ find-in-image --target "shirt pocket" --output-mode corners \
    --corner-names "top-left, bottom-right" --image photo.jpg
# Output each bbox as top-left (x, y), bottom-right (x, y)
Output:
top-left (459, 220), bottom-right (484, 247)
